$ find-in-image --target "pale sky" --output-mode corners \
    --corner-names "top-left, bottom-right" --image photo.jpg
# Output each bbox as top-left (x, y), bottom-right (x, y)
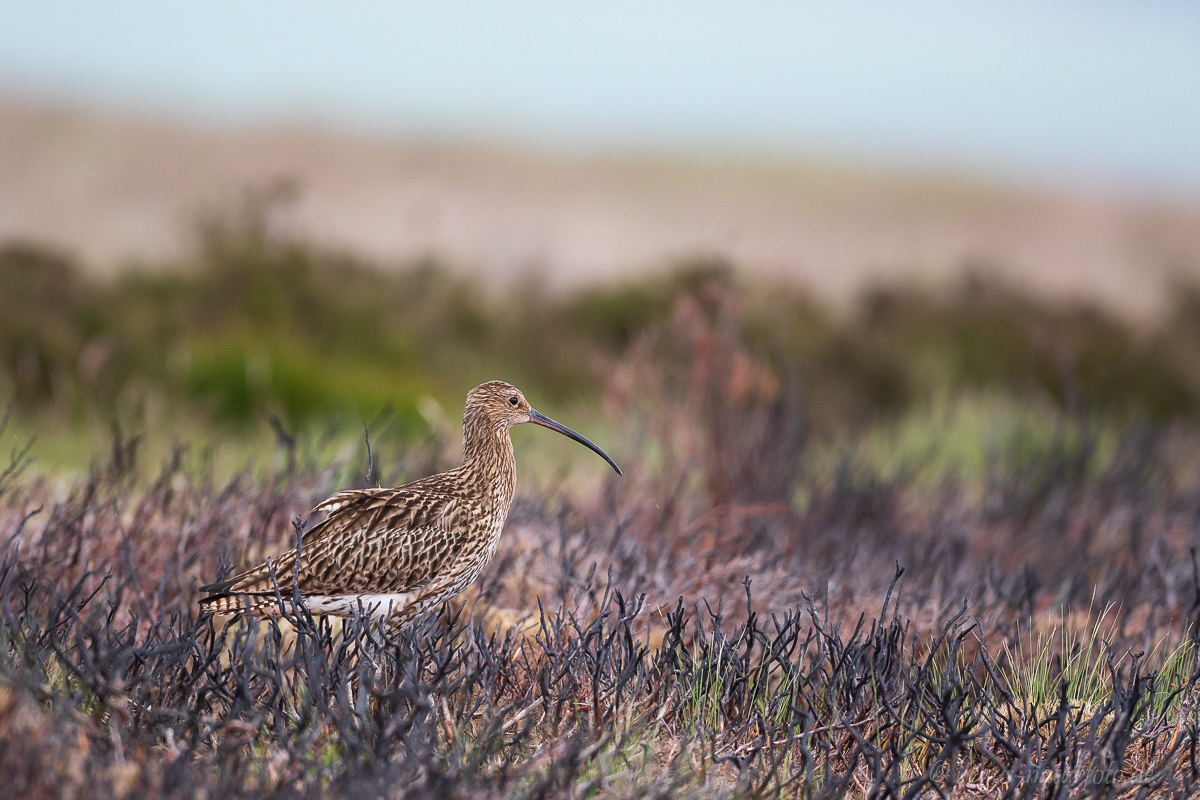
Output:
top-left (2, 1), bottom-right (1199, 195)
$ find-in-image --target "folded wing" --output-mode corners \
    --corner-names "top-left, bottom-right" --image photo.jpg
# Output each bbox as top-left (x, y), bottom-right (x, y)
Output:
top-left (199, 486), bottom-right (468, 616)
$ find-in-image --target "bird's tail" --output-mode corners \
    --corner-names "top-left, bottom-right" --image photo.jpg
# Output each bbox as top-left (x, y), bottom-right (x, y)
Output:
top-left (198, 592), bottom-right (285, 616)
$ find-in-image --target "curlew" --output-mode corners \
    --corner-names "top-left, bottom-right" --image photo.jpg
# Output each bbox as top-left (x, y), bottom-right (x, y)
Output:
top-left (199, 381), bottom-right (621, 629)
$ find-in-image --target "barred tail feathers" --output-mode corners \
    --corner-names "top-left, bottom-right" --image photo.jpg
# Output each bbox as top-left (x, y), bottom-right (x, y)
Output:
top-left (198, 592), bottom-right (288, 615)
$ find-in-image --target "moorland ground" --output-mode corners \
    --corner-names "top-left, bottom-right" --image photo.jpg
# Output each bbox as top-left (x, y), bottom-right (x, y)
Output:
top-left (3, 220), bottom-right (1200, 798)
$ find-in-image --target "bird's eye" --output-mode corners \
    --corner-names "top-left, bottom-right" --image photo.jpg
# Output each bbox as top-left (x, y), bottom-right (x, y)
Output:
top-left (509, 396), bottom-right (519, 406)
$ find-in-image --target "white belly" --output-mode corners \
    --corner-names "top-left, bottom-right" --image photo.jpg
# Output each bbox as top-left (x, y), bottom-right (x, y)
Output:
top-left (302, 592), bottom-right (419, 619)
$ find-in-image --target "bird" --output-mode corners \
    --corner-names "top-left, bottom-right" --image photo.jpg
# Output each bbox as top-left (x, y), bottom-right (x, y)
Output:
top-left (198, 380), bottom-right (621, 629)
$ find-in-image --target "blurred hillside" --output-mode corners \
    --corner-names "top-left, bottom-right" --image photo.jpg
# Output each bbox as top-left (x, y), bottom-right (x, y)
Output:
top-left (3, 97), bottom-right (1199, 317)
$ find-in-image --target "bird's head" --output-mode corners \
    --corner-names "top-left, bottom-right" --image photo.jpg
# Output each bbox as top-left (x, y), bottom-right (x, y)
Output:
top-left (464, 380), bottom-right (623, 475)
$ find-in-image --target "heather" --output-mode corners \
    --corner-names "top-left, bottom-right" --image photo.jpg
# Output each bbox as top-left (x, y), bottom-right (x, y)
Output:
top-left (2, 221), bottom-right (1200, 797)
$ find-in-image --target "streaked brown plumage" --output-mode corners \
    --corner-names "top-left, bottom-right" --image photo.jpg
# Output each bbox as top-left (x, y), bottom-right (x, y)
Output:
top-left (199, 381), bottom-right (621, 628)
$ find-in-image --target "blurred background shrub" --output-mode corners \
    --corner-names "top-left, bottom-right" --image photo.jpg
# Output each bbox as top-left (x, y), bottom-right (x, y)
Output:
top-left (3, 205), bottom-right (1199, 449)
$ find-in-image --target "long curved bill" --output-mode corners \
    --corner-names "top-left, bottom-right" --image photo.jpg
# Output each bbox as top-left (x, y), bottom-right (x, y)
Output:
top-left (527, 408), bottom-right (623, 475)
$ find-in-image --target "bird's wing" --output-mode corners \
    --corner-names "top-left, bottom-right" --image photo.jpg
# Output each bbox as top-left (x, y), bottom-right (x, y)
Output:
top-left (199, 486), bottom-right (470, 612)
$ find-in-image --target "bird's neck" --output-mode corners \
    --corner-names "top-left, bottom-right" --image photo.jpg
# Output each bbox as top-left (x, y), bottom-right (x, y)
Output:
top-left (460, 422), bottom-right (517, 512)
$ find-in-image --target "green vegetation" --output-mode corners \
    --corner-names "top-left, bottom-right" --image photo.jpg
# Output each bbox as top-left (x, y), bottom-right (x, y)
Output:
top-left (4, 208), bottom-right (1200, 474)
